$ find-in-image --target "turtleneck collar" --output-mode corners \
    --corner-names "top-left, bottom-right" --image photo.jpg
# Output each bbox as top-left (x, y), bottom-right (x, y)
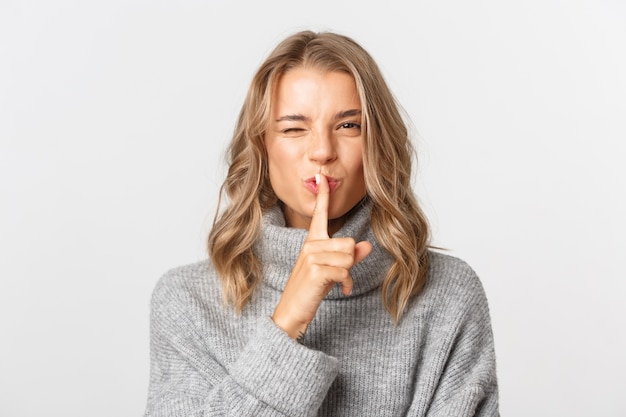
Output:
top-left (254, 199), bottom-right (393, 299)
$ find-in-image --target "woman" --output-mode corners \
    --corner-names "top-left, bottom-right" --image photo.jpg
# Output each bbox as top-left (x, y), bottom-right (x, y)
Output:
top-left (145, 30), bottom-right (499, 416)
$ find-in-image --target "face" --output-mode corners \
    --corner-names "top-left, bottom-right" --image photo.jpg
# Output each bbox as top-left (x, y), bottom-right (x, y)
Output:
top-left (265, 67), bottom-right (366, 234)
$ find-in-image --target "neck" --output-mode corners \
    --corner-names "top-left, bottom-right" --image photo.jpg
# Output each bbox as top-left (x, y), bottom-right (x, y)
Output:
top-left (256, 199), bottom-right (393, 299)
top-left (280, 204), bottom-right (347, 236)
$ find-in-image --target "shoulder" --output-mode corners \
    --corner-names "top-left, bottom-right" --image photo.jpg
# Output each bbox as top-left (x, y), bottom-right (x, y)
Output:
top-left (420, 250), bottom-right (491, 317)
top-left (151, 259), bottom-right (222, 313)
top-left (427, 250), bottom-right (484, 291)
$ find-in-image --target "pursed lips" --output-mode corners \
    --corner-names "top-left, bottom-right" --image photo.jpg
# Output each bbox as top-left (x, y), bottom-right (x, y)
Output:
top-left (304, 176), bottom-right (340, 194)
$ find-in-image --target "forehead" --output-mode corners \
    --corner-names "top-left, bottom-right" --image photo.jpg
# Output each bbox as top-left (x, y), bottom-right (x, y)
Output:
top-left (271, 67), bottom-right (360, 115)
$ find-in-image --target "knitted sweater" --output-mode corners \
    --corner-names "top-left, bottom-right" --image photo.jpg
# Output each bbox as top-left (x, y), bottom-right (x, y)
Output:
top-left (144, 202), bottom-right (499, 416)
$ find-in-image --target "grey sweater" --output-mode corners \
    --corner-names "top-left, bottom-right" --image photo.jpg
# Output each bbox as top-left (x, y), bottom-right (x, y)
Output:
top-left (145, 202), bottom-right (499, 416)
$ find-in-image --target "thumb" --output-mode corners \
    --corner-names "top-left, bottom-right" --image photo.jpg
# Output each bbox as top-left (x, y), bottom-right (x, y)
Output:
top-left (354, 241), bottom-right (373, 265)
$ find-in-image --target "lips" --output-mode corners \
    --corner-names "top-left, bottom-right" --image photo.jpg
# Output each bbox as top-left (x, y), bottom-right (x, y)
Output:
top-left (304, 176), bottom-right (340, 194)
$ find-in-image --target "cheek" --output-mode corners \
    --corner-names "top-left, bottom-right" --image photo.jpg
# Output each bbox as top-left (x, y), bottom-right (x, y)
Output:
top-left (267, 141), bottom-right (300, 167)
top-left (346, 146), bottom-right (365, 183)
top-left (266, 158), bottom-right (283, 193)
top-left (266, 144), bottom-right (298, 193)
top-left (353, 154), bottom-right (367, 198)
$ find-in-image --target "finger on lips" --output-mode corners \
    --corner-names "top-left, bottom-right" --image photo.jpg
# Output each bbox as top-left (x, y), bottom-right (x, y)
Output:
top-left (308, 173), bottom-right (330, 241)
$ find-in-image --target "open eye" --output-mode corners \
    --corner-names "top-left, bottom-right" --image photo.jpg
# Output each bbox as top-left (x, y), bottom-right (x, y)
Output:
top-left (339, 122), bottom-right (361, 130)
top-left (337, 122), bottom-right (362, 138)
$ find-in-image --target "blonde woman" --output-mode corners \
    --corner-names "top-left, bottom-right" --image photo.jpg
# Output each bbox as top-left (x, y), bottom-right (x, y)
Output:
top-left (145, 30), bottom-right (499, 416)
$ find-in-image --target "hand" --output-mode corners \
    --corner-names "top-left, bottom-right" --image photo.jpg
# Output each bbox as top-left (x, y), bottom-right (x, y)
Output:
top-left (271, 174), bottom-right (373, 340)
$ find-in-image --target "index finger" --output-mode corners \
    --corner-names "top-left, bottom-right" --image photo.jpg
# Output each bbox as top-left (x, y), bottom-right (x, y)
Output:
top-left (307, 173), bottom-right (330, 240)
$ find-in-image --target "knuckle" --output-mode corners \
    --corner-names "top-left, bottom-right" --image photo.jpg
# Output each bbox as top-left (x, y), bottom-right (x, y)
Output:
top-left (345, 251), bottom-right (355, 264)
top-left (339, 237), bottom-right (356, 250)
top-left (304, 254), bottom-right (317, 266)
top-left (310, 263), bottom-right (323, 275)
top-left (302, 242), bottom-right (313, 253)
top-left (339, 268), bottom-right (350, 280)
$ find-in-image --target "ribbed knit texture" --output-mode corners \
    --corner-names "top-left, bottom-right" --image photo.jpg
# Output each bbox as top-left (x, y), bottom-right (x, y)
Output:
top-left (144, 201), bottom-right (499, 416)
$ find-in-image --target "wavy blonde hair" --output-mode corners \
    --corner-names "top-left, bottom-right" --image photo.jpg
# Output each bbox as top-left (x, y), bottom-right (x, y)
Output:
top-left (208, 30), bottom-right (430, 323)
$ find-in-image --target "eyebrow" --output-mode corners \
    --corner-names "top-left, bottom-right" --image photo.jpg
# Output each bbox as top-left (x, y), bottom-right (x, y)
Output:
top-left (335, 109), bottom-right (361, 119)
top-left (275, 109), bottom-right (362, 122)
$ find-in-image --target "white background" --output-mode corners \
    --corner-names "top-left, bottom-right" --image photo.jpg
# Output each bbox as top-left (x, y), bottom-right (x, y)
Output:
top-left (1, 0), bottom-right (625, 416)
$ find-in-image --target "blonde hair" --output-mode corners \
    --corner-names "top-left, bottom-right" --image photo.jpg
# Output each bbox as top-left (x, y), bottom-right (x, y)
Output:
top-left (208, 30), bottom-right (430, 322)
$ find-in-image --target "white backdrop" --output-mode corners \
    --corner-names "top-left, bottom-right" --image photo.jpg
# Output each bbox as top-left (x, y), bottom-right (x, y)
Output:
top-left (1, 0), bottom-right (625, 416)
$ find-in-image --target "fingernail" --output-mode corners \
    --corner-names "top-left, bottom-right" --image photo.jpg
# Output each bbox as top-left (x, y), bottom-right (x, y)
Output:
top-left (315, 173), bottom-right (320, 184)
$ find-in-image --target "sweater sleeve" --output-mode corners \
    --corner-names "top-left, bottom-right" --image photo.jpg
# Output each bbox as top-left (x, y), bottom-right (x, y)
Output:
top-left (144, 274), bottom-right (339, 417)
top-left (425, 270), bottom-right (499, 417)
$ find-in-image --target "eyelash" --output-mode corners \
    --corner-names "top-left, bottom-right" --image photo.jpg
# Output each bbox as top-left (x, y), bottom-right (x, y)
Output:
top-left (340, 122), bottom-right (361, 130)
top-left (281, 122), bottom-right (361, 134)
top-left (282, 128), bottom-right (304, 134)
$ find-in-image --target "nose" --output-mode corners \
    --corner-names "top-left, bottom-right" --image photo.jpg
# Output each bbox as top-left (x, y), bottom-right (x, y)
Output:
top-left (307, 130), bottom-right (337, 165)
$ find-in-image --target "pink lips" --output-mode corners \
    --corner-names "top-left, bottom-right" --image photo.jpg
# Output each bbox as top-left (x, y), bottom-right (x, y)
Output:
top-left (304, 176), bottom-right (340, 194)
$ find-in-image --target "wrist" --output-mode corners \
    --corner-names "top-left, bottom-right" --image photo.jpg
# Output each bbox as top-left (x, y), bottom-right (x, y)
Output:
top-left (271, 309), bottom-right (309, 340)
